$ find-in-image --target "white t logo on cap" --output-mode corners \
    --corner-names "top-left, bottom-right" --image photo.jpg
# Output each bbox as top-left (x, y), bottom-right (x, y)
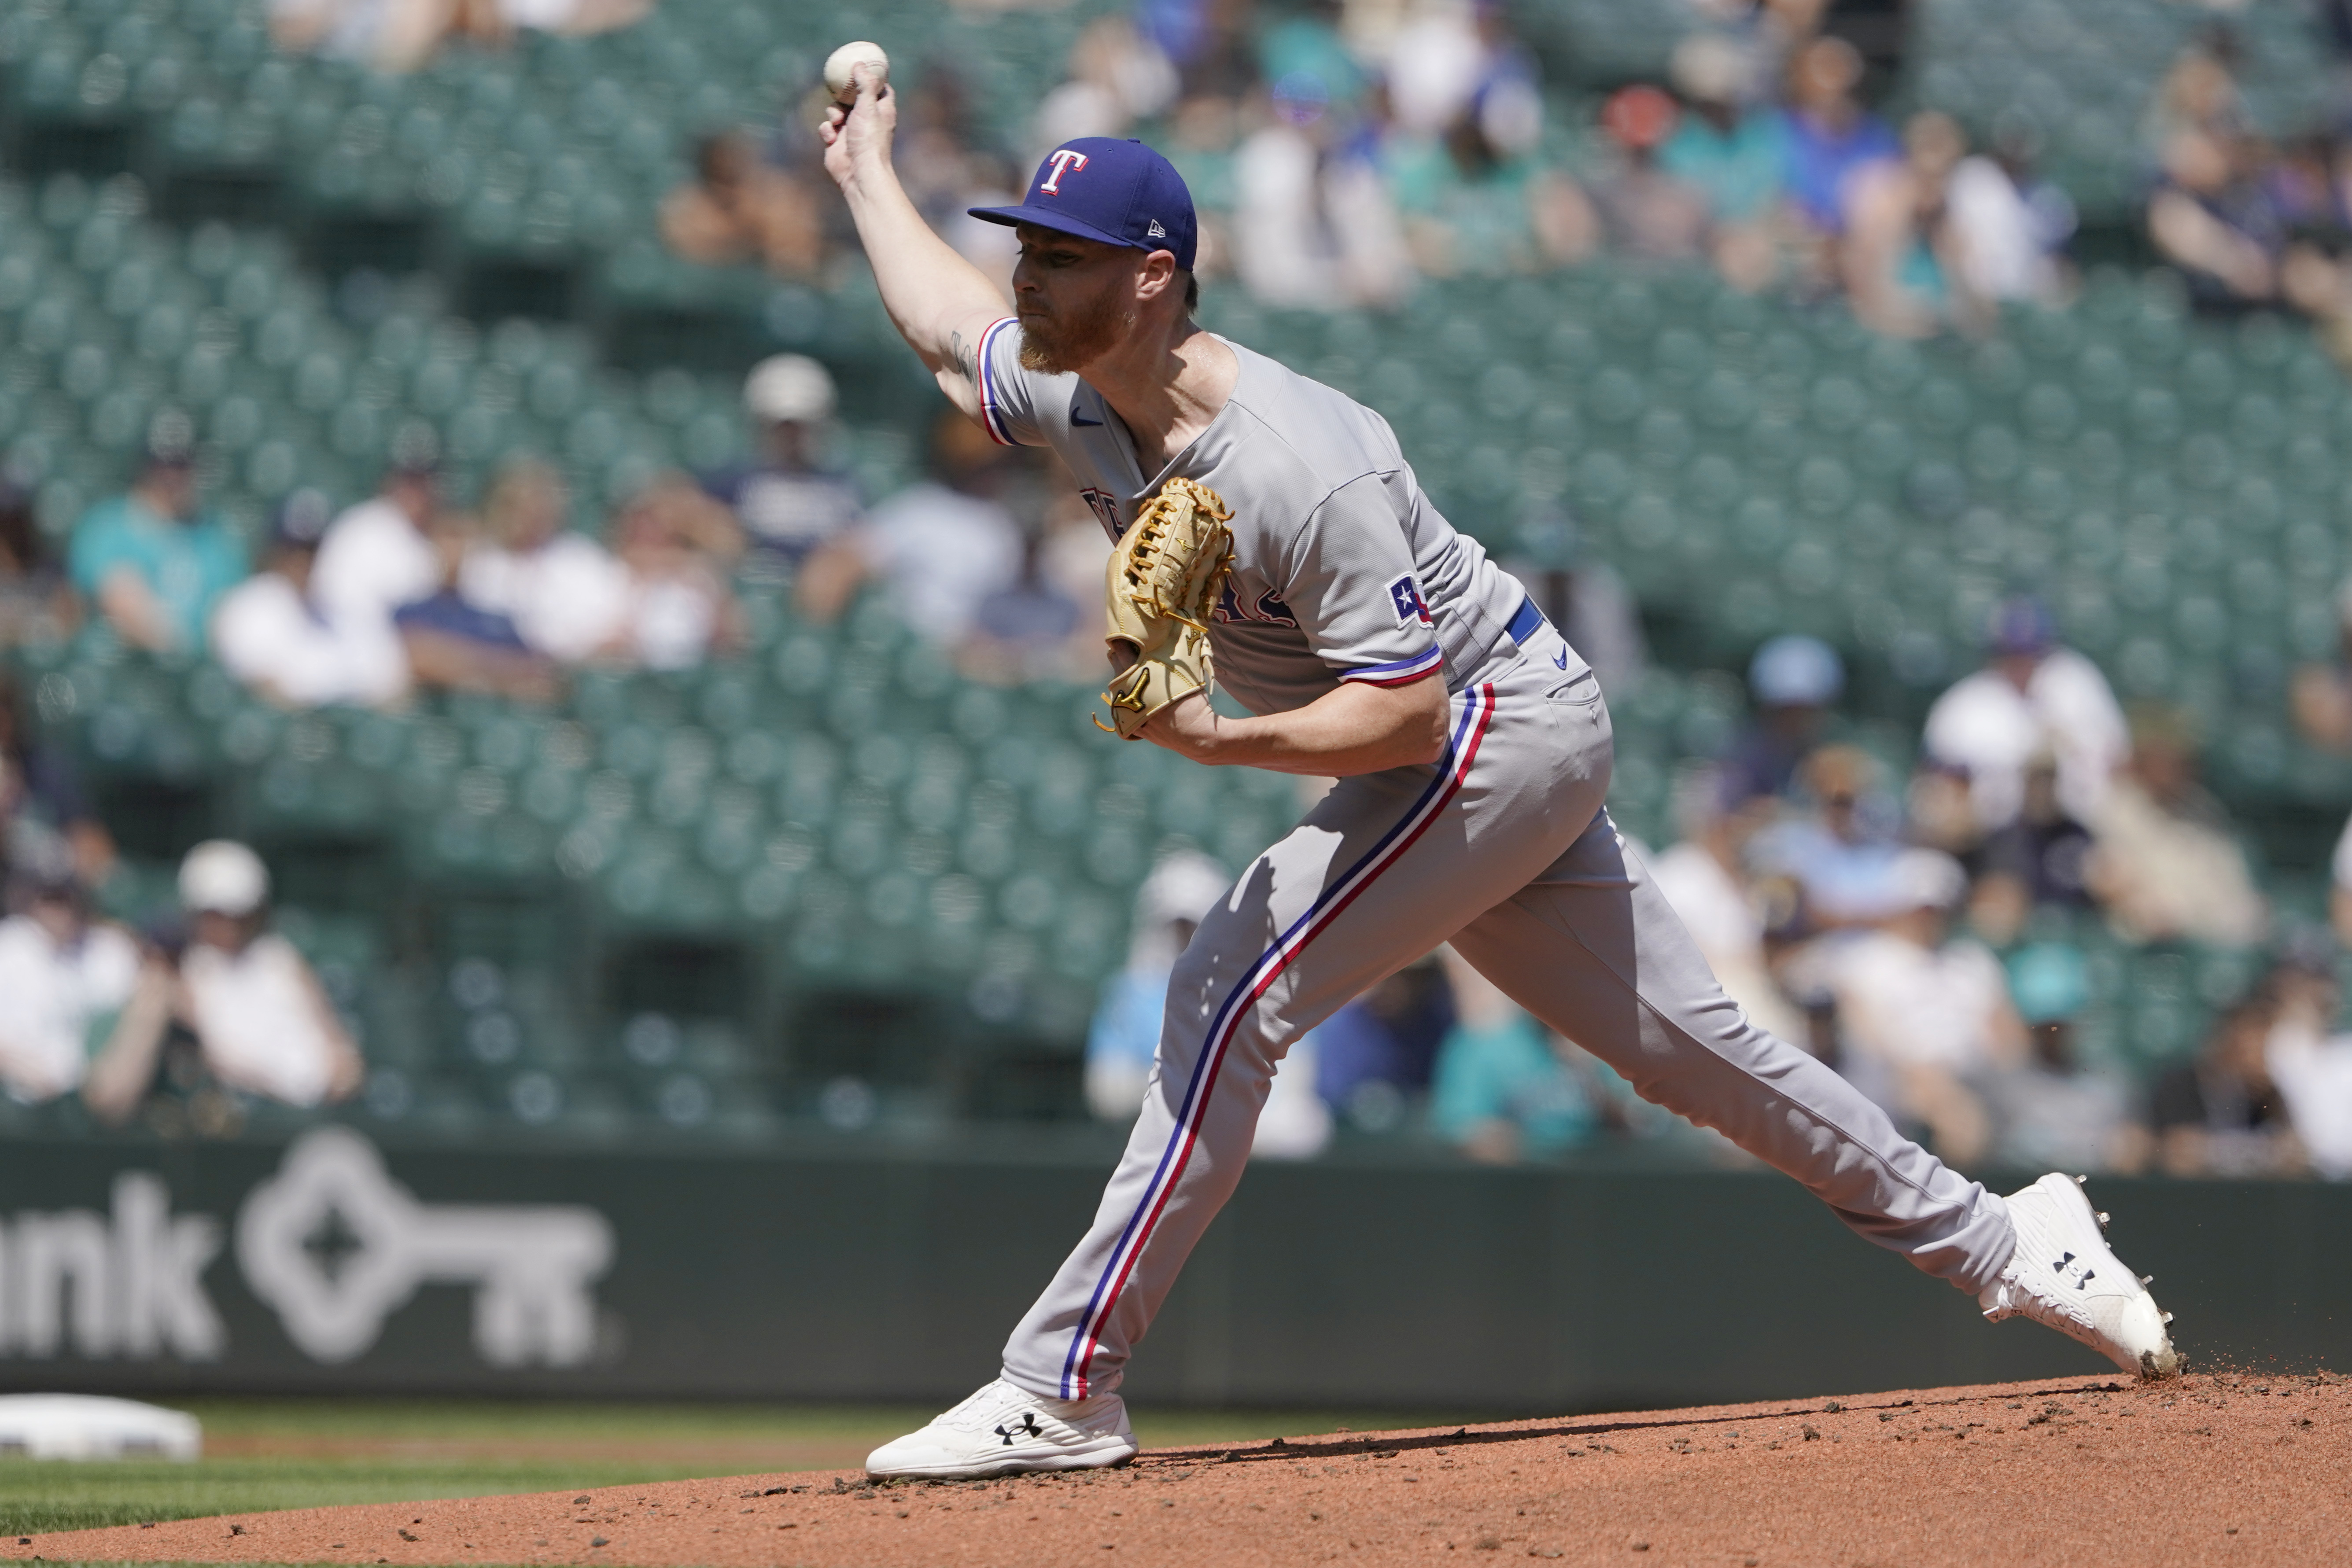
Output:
top-left (1040, 149), bottom-right (1091, 193)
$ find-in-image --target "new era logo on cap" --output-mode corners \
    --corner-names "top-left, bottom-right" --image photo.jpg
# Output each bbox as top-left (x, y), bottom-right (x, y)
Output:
top-left (969, 137), bottom-right (1198, 271)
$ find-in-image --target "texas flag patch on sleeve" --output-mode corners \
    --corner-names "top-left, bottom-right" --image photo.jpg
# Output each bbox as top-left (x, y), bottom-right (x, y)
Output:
top-left (1387, 573), bottom-right (1434, 628)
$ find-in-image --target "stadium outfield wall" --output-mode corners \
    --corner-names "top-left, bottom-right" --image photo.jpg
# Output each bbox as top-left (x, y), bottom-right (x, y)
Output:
top-left (0, 1130), bottom-right (2340, 1410)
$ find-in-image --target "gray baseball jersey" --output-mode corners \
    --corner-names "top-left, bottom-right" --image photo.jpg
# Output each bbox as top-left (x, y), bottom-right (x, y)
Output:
top-left (977, 318), bottom-right (1548, 714)
top-left (973, 320), bottom-right (2018, 1404)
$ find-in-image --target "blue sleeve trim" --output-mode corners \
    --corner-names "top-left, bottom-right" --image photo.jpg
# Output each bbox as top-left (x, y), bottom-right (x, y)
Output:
top-left (1338, 645), bottom-right (1443, 687)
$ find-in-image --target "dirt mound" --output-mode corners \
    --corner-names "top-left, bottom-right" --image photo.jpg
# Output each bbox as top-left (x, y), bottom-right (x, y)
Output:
top-left (6, 1373), bottom-right (2341, 1567)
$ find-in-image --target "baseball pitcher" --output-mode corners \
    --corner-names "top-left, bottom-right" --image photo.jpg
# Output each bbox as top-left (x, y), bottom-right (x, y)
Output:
top-left (818, 65), bottom-right (2177, 1479)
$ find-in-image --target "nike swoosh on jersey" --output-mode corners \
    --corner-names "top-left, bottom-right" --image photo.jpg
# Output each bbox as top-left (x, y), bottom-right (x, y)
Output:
top-left (1552, 646), bottom-right (1568, 669)
top-left (1071, 411), bottom-right (1104, 427)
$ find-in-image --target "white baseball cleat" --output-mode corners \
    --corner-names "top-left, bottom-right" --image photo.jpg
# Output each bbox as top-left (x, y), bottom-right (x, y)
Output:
top-left (1979, 1172), bottom-right (2180, 1379)
top-left (865, 1377), bottom-right (1138, 1480)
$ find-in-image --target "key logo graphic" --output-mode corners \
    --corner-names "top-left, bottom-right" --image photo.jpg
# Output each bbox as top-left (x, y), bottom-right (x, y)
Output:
top-left (239, 1127), bottom-right (613, 1366)
top-left (1040, 149), bottom-right (1090, 193)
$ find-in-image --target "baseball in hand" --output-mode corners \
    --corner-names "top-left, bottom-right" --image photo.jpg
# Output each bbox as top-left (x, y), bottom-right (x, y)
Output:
top-left (825, 41), bottom-right (889, 103)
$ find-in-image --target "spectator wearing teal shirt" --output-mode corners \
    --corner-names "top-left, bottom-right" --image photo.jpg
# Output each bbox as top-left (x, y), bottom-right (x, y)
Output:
top-left (69, 440), bottom-right (246, 656)
top-left (1659, 33), bottom-right (1790, 292)
top-left (1429, 949), bottom-right (1596, 1163)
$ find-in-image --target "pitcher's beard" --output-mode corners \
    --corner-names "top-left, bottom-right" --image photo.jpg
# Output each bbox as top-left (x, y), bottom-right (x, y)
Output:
top-left (1018, 288), bottom-right (1130, 374)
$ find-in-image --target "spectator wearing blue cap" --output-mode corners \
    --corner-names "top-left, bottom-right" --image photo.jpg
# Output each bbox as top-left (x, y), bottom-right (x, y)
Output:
top-left (1985, 942), bottom-right (2149, 1175)
top-left (1922, 595), bottom-right (2127, 835)
top-left (1718, 633), bottom-right (1843, 811)
top-left (210, 490), bottom-right (409, 709)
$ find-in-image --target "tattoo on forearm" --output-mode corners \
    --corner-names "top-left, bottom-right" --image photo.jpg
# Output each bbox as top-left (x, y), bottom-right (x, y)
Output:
top-left (947, 329), bottom-right (976, 384)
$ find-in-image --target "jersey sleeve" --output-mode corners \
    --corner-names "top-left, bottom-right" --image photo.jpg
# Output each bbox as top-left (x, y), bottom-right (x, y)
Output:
top-left (974, 316), bottom-right (1050, 448)
top-left (1279, 474), bottom-right (1443, 688)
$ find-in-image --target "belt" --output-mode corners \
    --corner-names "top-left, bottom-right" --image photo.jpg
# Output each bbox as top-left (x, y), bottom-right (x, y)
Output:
top-left (1505, 595), bottom-right (1545, 645)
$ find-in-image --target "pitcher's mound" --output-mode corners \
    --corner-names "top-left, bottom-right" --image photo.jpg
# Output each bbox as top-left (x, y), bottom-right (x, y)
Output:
top-left (5, 1373), bottom-right (2339, 1567)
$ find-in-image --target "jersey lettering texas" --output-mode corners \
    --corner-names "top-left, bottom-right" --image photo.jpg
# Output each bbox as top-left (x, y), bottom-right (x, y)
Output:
top-left (1214, 584), bottom-right (1301, 628)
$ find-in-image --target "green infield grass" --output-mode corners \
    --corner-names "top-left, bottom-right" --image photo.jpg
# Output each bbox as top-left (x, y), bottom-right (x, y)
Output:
top-left (0, 1398), bottom-right (1475, 1539)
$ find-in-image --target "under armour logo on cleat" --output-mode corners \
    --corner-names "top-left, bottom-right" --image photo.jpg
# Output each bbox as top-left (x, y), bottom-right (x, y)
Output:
top-left (995, 1413), bottom-right (1043, 1446)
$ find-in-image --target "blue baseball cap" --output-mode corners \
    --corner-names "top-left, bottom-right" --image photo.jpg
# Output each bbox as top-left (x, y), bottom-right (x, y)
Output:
top-left (969, 137), bottom-right (1198, 271)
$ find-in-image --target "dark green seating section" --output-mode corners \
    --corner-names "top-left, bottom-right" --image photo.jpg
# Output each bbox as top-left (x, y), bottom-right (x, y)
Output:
top-left (10, 594), bottom-right (1310, 1138)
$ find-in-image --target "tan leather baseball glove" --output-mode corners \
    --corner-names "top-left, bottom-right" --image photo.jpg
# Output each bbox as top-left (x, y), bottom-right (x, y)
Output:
top-left (1096, 476), bottom-right (1235, 740)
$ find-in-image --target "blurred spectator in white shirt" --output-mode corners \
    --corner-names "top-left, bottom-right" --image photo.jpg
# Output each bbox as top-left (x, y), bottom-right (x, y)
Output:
top-left (1648, 763), bottom-right (1803, 1042)
top-left (212, 490), bottom-right (409, 709)
top-left (607, 474), bottom-right (744, 670)
top-left (1944, 121), bottom-right (2074, 308)
top-left (2086, 709), bottom-right (2268, 947)
top-left (0, 848), bottom-right (139, 1106)
top-left (1984, 942), bottom-right (2149, 1174)
top-left (1922, 596), bottom-right (2128, 834)
top-left (703, 356), bottom-right (864, 572)
top-left (1827, 848), bottom-right (2027, 1168)
top-left (2263, 953), bottom-right (2352, 1180)
top-left (460, 458), bottom-right (630, 666)
top-left (797, 414), bottom-right (1024, 642)
top-left (1232, 75), bottom-right (1412, 310)
top-left (312, 449), bottom-right (443, 666)
top-left (85, 841), bottom-right (363, 1123)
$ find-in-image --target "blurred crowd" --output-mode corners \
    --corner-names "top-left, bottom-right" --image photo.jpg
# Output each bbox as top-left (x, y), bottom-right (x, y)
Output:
top-left (649, 0), bottom-right (2081, 337)
top-left (0, 833), bottom-right (364, 1132)
top-left (0, 341), bottom-right (1131, 725)
top-left (1086, 594), bottom-right (2352, 1181)
top-left (269, 0), bottom-right (650, 75)
top-left (2141, 25), bottom-right (2352, 354)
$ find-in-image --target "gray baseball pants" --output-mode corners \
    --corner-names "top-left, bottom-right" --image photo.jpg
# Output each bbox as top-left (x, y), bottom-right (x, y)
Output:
top-left (1002, 622), bottom-right (2017, 1401)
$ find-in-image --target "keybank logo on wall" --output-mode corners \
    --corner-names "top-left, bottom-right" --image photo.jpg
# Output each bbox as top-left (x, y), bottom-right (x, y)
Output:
top-left (0, 1128), bottom-right (614, 1367)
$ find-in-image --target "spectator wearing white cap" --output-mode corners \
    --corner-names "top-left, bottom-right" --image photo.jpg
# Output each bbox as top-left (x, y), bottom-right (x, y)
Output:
top-left (85, 841), bottom-right (363, 1124)
top-left (210, 490), bottom-right (410, 709)
top-left (0, 844), bottom-right (140, 1106)
top-left (703, 355), bottom-right (864, 571)
top-left (1825, 847), bottom-right (2028, 1169)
